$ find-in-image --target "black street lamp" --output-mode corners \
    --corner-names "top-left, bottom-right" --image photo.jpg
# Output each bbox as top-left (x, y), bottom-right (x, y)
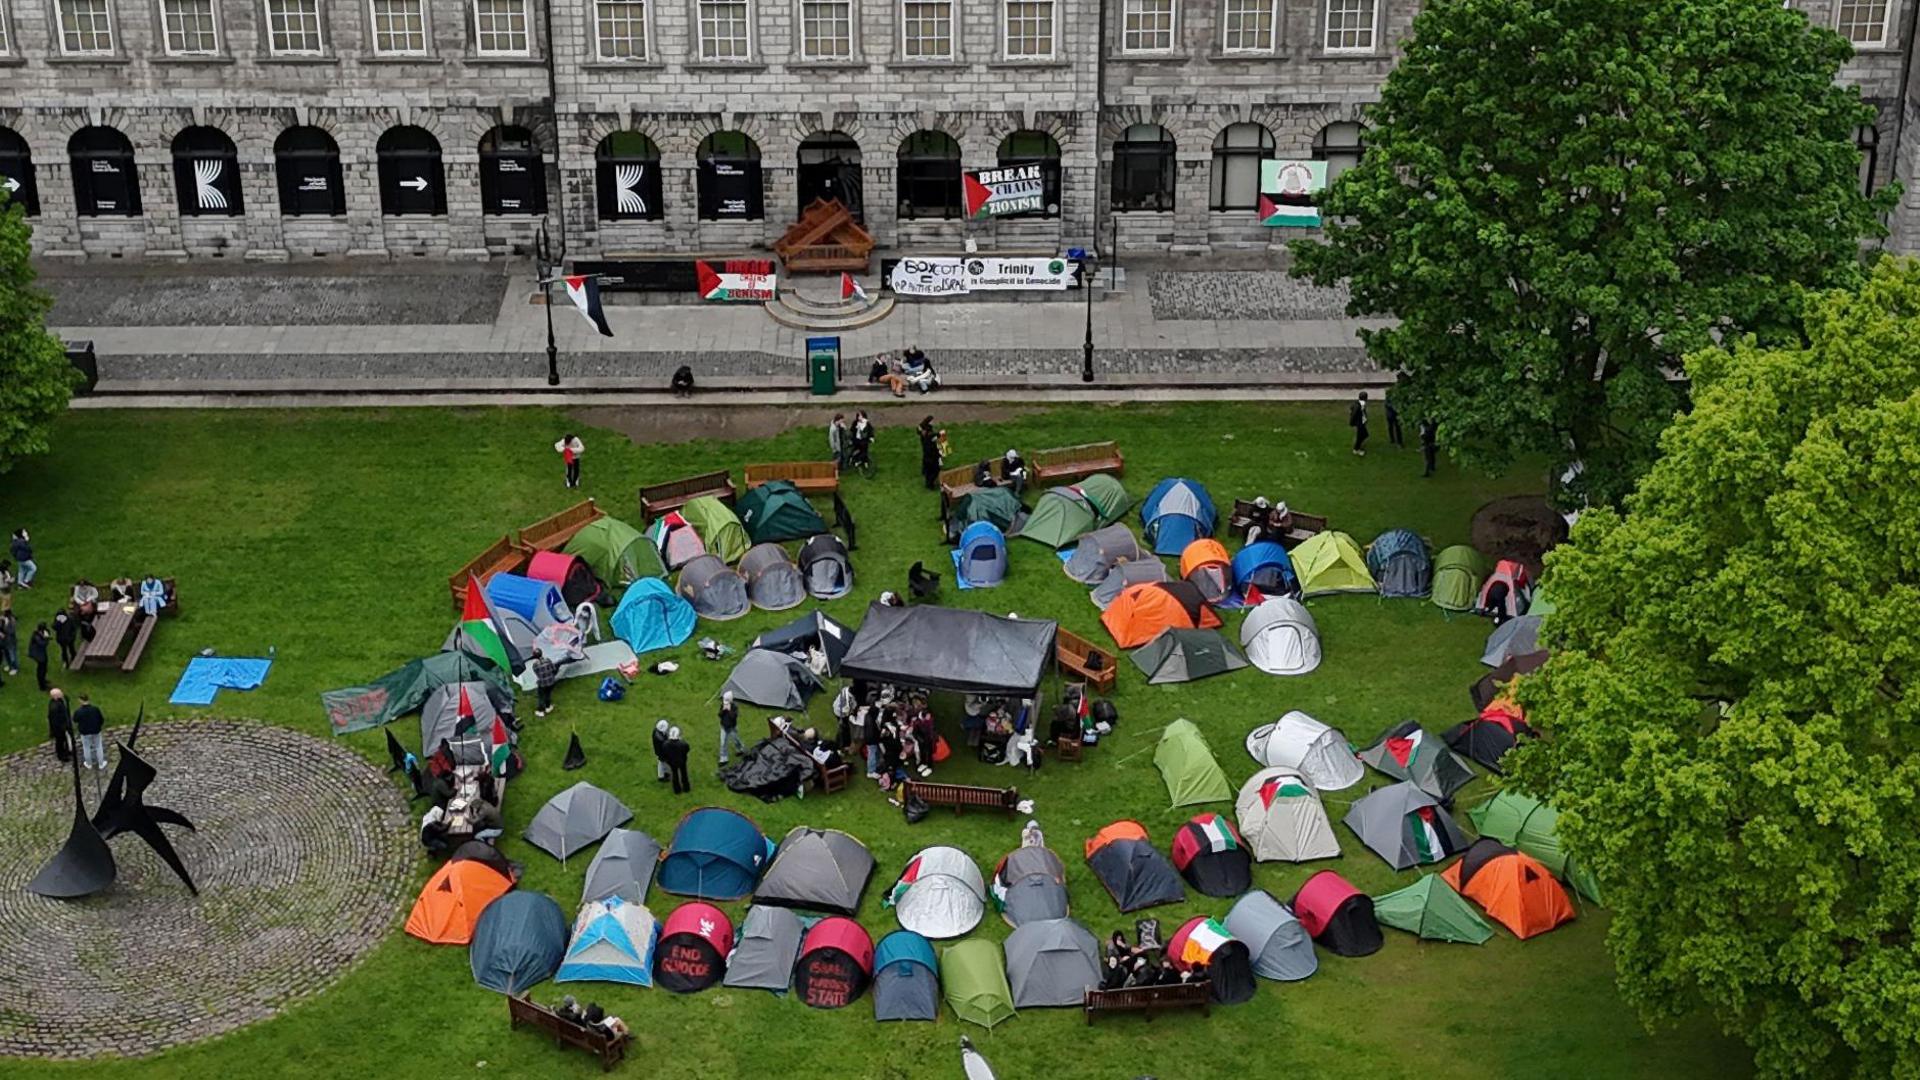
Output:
top-left (538, 221), bottom-right (560, 386)
top-left (1081, 257), bottom-right (1095, 383)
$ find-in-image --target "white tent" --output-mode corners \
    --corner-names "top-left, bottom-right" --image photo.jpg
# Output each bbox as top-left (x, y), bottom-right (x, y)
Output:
top-left (1244, 711), bottom-right (1364, 791)
top-left (1235, 767), bottom-right (1342, 862)
top-left (1239, 597), bottom-right (1322, 675)
top-left (886, 846), bottom-right (986, 939)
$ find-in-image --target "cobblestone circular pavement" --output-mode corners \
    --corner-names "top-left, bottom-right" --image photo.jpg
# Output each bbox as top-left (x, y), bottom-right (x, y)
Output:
top-left (0, 720), bottom-right (413, 1060)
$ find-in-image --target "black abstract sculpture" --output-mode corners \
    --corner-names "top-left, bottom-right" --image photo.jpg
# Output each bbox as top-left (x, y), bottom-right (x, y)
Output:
top-left (95, 744), bottom-right (198, 895)
top-left (28, 705), bottom-right (199, 898)
top-left (26, 739), bottom-right (117, 899)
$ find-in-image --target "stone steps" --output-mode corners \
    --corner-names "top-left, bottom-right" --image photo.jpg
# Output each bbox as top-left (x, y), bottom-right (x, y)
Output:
top-left (763, 283), bottom-right (896, 330)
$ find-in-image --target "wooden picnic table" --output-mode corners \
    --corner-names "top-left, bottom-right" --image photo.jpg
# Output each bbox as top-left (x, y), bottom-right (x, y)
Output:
top-left (72, 603), bottom-right (133, 670)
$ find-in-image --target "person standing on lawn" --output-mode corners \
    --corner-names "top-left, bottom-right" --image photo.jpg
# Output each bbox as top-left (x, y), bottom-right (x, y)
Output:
top-left (554, 433), bottom-right (585, 489)
top-left (1386, 399), bottom-right (1404, 448)
top-left (0, 608), bottom-right (16, 676)
top-left (1349, 393), bottom-right (1370, 456)
top-left (717, 690), bottom-right (744, 766)
top-left (653, 718), bottom-right (671, 782)
top-left (46, 687), bottom-right (71, 763)
top-left (530, 648), bottom-right (559, 717)
top-left (918, 417), bottom-right (941, 490)
top-left (52, 608), bottom-right (79, 667)
top-left (10, 529), bottom-right (35, 590)
top-left (1420, 418), bottom-right (1439, 477)
top-left (828, 414), bottom-right (848, 468)
top-left (73, 693), bottom-right (106, 770)
top-left (663, 725), bottom-right (691, 794)
top-left (27, 623), bottom-right (50, 691)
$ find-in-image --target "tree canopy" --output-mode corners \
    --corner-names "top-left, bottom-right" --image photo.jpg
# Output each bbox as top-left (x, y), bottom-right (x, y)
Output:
top-left (1510, 258), bottom-right (1920, 1078)
top-left (1291, 0), bottom-right (1893, 506)
top-left (0, 191), bottom-right (74, 474)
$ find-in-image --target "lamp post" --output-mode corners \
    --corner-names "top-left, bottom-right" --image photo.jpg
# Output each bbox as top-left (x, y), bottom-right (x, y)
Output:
top-left (539, 221), bottom-right (560, 386)
top-left (1081, 254), bottom-right (1095, 383)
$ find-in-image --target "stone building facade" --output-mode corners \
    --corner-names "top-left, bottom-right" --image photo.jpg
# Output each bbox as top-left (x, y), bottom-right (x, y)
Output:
top-left (0, 0), bottom-right (1911, 260)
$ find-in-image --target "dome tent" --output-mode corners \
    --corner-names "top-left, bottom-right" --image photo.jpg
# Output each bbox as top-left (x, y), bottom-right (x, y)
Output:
top-left (1372, 874), bottom-right (1493, 945)
top-left (556, 896), bottom-right (660, 986)
top-left (1140, 477), bottom-right (1217, 555)
top-left (524, 782), bottom-right (633, 861)
top-left (1180, 539), bottom-right (1234, 603)
top-left (1476, 559), bottom-right (1533, 619)
top-left (991, 845), bottom-right (1070, 927)
top-left (406, 859), bottom-right (513, 945)
top-left (1430, 545), bottom-right (1491, 612)
top-left (1244, 711), bottom-right (1364, 790)
top-left (1015, 475), bottom-right (1129, 549)
top-left (1366, 528), bottom-right (1433, 598)
top-left (449, 839), bottom-right (517, 883)
top-left (753, 827), bottom-right (875, 916)
top-left (486, 573), bottom-right (571, 627)
top-left (1344, 782), bottom-right (1469, 870)
top-left (1166, 915), bottom-right (1256, 1005)
top-left (1155, 718), bottom-right (1233, 807)
top-left (469, 891), bottom-right (569, 993)
top-left (648, 511), bottom-right (706, 570)
top-left (1101, 580), bottom-right (1221, 649)
top-left (1235, 767), bottom-right (1341, 862)
top-left (1090, 558), bottom-right (1169, 610)
top-left (1358, 719), bottom-right (1479, 801)
top-left (723, 904), bottom-right (805, 993)
top-left (793, 916), bottom-right (875, 1009)
top-left (954, 521), bottom-right (1008, 587)
top-left (582, 827), bottom-right (663, 906)
top-left (610, 578), bottom-right (698, 654)
top-left (1131, 627), bottom-right (1248, 685)
top-left (721, 649), bottom-right (824, 710)
top-left (797, 533), bottom-right (854, 599)
top-left (1444, 701), bottom-right (1535, 773)
top-left (527, 550), bottom-right (603, 608)
top-left (751, 610), bottom-right (855, 676)
top-left (1440, 839), bottom-right (1576, 939)
top-left (1170, 812), bottom-right (1253, 897)
top-left (872, 930), bottom-right (939, 1021)
top-left (1239, 597), bottom-right (1322, 676)
top-left (1231, 541), bottom-right (1299, 601)
top-left (738, 480), bottom-right (830, 544)
top-left (886, 846), bottom-right (987, 939)
top-left (1063, 524), bottom-right (1142, 585)
top-left (740, 543), bottom-right (807, 611)
top-left (565, 515), bottom-right (666, 588)
top-left (677, 554), bottom-right (751, 620)
top-left (942, 939), bottom-right (1017, 1029)
top-left (1225, 889), bottom-right (1319, 981)
top-left (1292, 531), bottom-right (1377, 596)
top-left (1467, 791), bottom-right (1603, 904)
top-left (1004, 918), bottom-right (1101, 1008)
top-left (680, 496), bottom-right (750, 563)
top-left (419, 680), bottom-right (511, 758)
top-left (947, 486), bottom-right (1025, 542)
top-left (1290, 870), bottom-right (1382, 957)
top-left (1482, 614), bottom-right (1544, 668)
top-left (1084, 821), bottom-right (1187, 912)
top-left (655, 901), bottom-right (734, 992)
top-left (659, 806), bottom-right (774, 901)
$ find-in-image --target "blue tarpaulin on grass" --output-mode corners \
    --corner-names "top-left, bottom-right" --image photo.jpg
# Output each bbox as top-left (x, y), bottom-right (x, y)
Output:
top-left (170, 656), bottom-right (274, 706)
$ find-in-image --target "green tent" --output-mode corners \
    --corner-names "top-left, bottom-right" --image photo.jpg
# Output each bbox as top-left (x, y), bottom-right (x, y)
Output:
top-left (1468, 791), bottom-right (1602, 903)
top-left (1527, 585), bottom-right (1556, 617)
top-left (680, 495), bottom-right (751, 564)
top-left (942, 939), bottom-right (1016, 1028)
top-left (1293, 531), bottom-right (1377, 596)
top-left (1130, 628), bottom-right (1249, 685)
top-left (321, 650), bottom-right (513, 736)
top-left (1075, 474), bottom-right (1132, 523)
top-left (1430, 545), bottom-right (1491, 612)
top-left (737, 480), bottom-right (830, 544)
top-left (948, 487), bottom-right (1023, 537)
top-left (564, 516), bottom-right (665, 587)
top-left (1015, 474), bottom-right (1130, 549)
top-left (1154, 718), bottom-right (1233, 807)
top-left (1373, 874), bottom-right (1494, 944)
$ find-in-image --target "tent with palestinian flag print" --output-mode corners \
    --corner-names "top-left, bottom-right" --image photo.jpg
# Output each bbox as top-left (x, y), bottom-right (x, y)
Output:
top-left (963, 162), bottom-right (1047, 219)
top-left (1169, 812), bottom-right (1253, 897)
top-left (562, 275), bottom-right (613, 336)
top-left (1344, 782), bottom-right (1469, 871)
top-left (1259, 160), bottom-right (1327, 227)
top-left (1358, 719), bottom-right (1479, 801)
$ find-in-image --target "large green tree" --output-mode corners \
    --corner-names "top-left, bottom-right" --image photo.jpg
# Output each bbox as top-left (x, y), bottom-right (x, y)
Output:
top-left (1292, 0), bottom-right (1893, 505)
top-left (0, 190), bottom-right (74, 473)
top-left (1510, 258), bottom-right (1920, 1077)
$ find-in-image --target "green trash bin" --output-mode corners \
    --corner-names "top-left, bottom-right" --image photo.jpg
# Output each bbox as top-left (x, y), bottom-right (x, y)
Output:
top-left (807, 336), bottom-right (840, 396)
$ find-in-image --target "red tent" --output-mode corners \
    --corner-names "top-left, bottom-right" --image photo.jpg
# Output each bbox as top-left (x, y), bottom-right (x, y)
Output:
top-left (527, 550), bottom-right (602, 608)
top-left (1476, 560), bottom-right (1532, 619)
top-left (793, 916), bottom-right (875, 1009)
top-left (655, 901), bottom-right (734, 992)
top-left (1289, 870), bottom-right (1382, 957)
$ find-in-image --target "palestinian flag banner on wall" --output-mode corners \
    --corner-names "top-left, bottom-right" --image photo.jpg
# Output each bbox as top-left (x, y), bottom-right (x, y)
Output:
top-left (695, 259), bottom-right (778, 302)
top-left (1259, 160), bottom-right (1327, 228)
top-left (963, 163), bottom-right (1046, 219)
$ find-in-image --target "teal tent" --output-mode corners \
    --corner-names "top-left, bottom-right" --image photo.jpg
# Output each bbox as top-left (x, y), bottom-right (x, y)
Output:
top-left (323, 650), bottom-right (513, 736)
top-left (738, 481), bottom-right (830, 544)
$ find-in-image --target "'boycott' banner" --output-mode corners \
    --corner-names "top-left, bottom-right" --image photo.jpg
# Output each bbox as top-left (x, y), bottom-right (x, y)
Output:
top-left (887, 256), bottom-right (1079, 297)
top-left (963, 163), bottom-right (1046, 219)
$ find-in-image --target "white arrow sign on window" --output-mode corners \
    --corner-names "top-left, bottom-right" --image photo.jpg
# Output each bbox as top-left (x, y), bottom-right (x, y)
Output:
top-left (1, 177), bottom-right (19, 193)
top-left (401, 176), bottom-right (429, 191)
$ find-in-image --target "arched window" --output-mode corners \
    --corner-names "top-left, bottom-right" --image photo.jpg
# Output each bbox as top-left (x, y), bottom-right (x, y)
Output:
top-left (172, 126), bottom-right (244, 217)
top-left (696, 130), bottom-right (763, 220)
top-left (275, 126), bottom-right (345, 217)
top-left (479, 125), bottom-right (545, 215)
top-left (376, 126), bottom-right (445, 216)
top-left (994, 130), bottom-right (1060, 219)
top-left (1209, 122), bottom-right (1274, 212)
top-left (596, 131), bottom-right (663, 221)
top-left (1311, 121), bottom-right (1365, 184)
top-left (1858, 124), bottom-right (1879, 196)
top-left (0, 128), bottom-right (40, 217)
top-left (1112, 123), bottom-right (1174, 212)
top-left (797, 131), bottom-right (863, 219)
top-left (897, 130), bottom-right (961, 220)
top-left (69, 126), bottom-right (140, 217)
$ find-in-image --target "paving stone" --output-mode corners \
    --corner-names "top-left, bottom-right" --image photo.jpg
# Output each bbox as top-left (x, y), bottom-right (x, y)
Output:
top-left (1146, 271), bottom-right (1353, 321)
top-left (42, 268), bottom-right (509, 327)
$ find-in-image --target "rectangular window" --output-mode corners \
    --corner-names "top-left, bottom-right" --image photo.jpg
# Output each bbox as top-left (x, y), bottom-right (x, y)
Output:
top-left (264, 0), bottom-right (324, 53)
top-left (0, 4), bottom-right (11, 52)
top-left (472, 0), bottom-right (528, 53)
top-left (161, 0), bottom-right (218, 52)
top-left (1120, 0), bottom-right (1173, 52)
top-left (57, 0), bottom-right (114, 53)
top-left (697, 0), bottom-right (749, 58)
top-left (594, 0), bottom-right (645, 57)
top-left (369, 0), bottom-right (427, 53)
top-left (1221, 0), bottom-right (1272, 51)
top-left (901, 0), bottom-right (951, 58)
top-left (800, 0), bottom-right (849, 57)
top-left (1004, 0), bottom-right (1051, 57)
top-left (1323, 0), bottom-right (1374, 51)
top-left (1836, 0), bottom-right (1889, 45)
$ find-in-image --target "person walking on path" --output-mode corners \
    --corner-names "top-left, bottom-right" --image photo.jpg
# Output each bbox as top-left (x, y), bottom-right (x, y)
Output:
top-left (27, 622), bottom-right (50, 691)
top-left (652, 719), bottom-right (671, 782)
top-left (46, 687), bottom-right (71, 763)
top-left (918, 417), bottom-right (941, 490)
top-left (73, 693), bottom-right (106, 770)
top-left (663, 725), bottom-right (691, 794)
top-left (1420, 418), bottom-right (1439, 477)
top-left (52, 608), bottom-right (79, 667)
top-left (530, 648), bottom-right (559, 717)
top-left (554, 433), bottom-right (585, 490)
top-left (828, 414), bottom-right (848, 468)
top-left (9, 529), bottom-right (35, 590)
top-left (0, 608), bottom-right (16, 676)
top-left (717, 690), bottom-right (744, 766)
top-left (1386, 400), bottom-right (1404, 448)
top-left (1349, 393), bottom-right (1370, 457)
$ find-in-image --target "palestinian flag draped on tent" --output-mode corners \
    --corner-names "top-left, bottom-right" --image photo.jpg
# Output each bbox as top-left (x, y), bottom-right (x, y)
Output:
top-left (563, 275), bottom-right (614, 336)
top-left (456, 575), bottom-right (520, 675)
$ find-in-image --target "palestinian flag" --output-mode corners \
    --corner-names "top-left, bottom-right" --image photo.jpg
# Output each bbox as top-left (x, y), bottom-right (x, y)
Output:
top-left (840, 272), bottom-right (868, 303)
top-left (458, 574), bottom-right (517, 675)
top-left (1192, 813), bottom-right (1241, 853)
top-left (885, 853), bottom-right (925, 908)
top-left (1258, 775), bottom-right (1312, 807)
top-left (487, 715), bottom-right (514, 776)
top-left (1411, 806), bottom-right (1446, 863)
top-left (1243, 583), bottom-right (1267, 607)
top-left (563, 275), bottom-right (614, 336)
top-left (1384, 727), bottom-right (1427, 768)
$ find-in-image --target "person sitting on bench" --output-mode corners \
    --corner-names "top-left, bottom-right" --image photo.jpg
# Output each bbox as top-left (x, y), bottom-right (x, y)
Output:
top-left (108, 576), bottom-right (136, 604)
top-left (900, 347), bottom-right (939, 393)
top-left (71, 578), bottom-right (99, 609)
top-left (138, 575), bottom-right (167, 618)
top-left (801, 727), bottom-right (844, 772)
top-left (1002, 449), bottom-right (1028, 496)
top-left (1102, 931), bottom-right (1141, 990)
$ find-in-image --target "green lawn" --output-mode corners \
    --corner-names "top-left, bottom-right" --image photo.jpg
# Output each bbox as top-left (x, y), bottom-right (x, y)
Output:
top-left (0, 403), bottom-right (1739, 1080)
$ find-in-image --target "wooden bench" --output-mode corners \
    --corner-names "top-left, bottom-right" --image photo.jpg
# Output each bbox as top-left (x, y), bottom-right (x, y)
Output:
top-left (1083, 980), bottom-right (1212, 1024)
top-left (745, 462), bottom-right (840, 496)
top-left (938, 459), bottom-right (1008, 518)
top-left (1227, 500), bottom-right (1328, 548)
top-left (1031, 442), bottom-right (1124, 486)
top-left (639, 471), bottom-right (735, 523)
top-left (767, 719), bottom-right (851, 794)
top-left (508, 995), bottom-right (630, 1072)
top-left (517, 499), bottom-right (604, 554)
top-left (450, 535), bottom-right (525, 609)
top-left (1056, 627), bottom-right (1118, 695)
top-left (901, 779), bottom-right (1019, 815)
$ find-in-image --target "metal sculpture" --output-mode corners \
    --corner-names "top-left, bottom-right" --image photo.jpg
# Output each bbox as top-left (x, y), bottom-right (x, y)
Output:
top-left (27, 738), bottom-right (117, 899)
top-left (28, 705), bottom-right (199, 898)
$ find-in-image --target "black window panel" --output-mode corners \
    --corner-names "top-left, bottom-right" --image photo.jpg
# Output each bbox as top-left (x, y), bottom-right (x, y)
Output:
top-left (0, 129), bottom-right (39, 217)
top-left (69, 129), bottom-right (141, 218)
top-left (697, 158), bottom-right (763, 220)
top-left (897, 131), bottom-right (961, 220)
top-left (377, 128), bottom-right (446, 216)
top-left (1112, 134), bottom-right (1175, 212)
top-left (595, 157), bottom-right (664, 221)
top-left (481, 151), bottom-right (545, 215)
top-left (797, 132), bottom-right (863, 220)
top-left (173, 129), bottom-right (245, 218)
top-left (995, 132), bottom-right (1061, 219)
top-left (275, 129), bottom-right (346, 217)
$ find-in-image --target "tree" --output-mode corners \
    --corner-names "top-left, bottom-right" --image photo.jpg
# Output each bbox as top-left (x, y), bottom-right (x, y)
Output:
top-left (1509, 258), bottom-right (1920, 1078)
top-left (0, 191), bottom-right (75, 474)
top-left (1291, 0), bottom-right (1893, 506)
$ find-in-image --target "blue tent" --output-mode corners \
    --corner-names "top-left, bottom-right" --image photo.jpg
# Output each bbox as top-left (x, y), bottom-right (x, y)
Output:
top-left (1366, 528), bottom-right (1433, 599)
top-left (953, 522), bottom-right (1008, 588)
top-left (557, 896), bottom-right (658, 987)
top-left (658, 807), bottom-right (775, 901)
top-left (611, 578), bottom-right (698, 654)
top-left (873, 930), bottom-right (940, 1022)
top-left (486, 573), bottom-right (569, 624)
top-left (470, 891), bottom-right (569, 994)
top-left (1141, 478), bottom-right (1217, 556)
top-left (1232, 541), bottom-right (1299, 600)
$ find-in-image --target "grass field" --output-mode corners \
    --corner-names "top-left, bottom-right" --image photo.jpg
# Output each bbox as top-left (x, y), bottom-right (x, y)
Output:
top-left (0, 403), bottom-right (1740, 1080)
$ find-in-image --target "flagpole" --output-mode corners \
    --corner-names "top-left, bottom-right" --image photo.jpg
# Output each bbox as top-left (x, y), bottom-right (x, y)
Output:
top-left (540, 221), bottom-right (561, 386)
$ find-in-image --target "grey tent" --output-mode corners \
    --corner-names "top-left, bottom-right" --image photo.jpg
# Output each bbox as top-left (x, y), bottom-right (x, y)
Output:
top-left (1224, 889), bottom-right (1319, 981)
top-left (419, 680), bottom-right (511, 756)
top-left (752, 610), bottom-right (855, 677)
top-left (677, 554), bottom-right (751, 620)
top-left (582, 827), bottom-right (662, 906)
top-left (524, 782), bottom-right (633, 861)
top-left (1343, 782), bottom-right (1469, 870)
top-left (1091, 558), bottom-right (1169, 610)
top-left (469, 891), bottom-right (568, 994)
top-left (1482, 615), bottom-right (1544, 667)
top-left (723, 905), bottom-right (805, 992)
top-left (797, 533), bottom-right (855, 600)
top-left (753, 827), bottom-right (876, 916)
top-left (873, 930), bottom-right (940, 1022)
top-left (741, 544), bottom-right (807, 612)
top-left (993, 846), bottom-right (1069, 927)
top-left (1130, 627), bottom-right (1249, 685)
top-left (841, 603), bottom-right (1059, 695)
top-left (1063, 525), bottom-right (1144, 585)
top-left (722, 649), bottom-right (824, 710)
top-left (1357, 719), bottom-right (1479, 801)
top-left (1004, 918), bottom-right (1101, 1008)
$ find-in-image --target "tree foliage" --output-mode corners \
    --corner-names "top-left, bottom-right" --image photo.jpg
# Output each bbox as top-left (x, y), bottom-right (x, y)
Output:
top-left (1510, 258), bottom-right (1920, 1078)
top-left (0, 192), bottom-right (75, 473)
top-left (1291, 0), bottom-right (1893, 505)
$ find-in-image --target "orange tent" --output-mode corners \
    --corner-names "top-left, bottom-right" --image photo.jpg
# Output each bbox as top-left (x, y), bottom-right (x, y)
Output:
top-left (1179, 539), bottom-right (1234, 603)
top-left (405, 860), bottom-right (514, 944)
top-left (1101, 581), bottom-right (1222, 649)
top-left (1178, 539), bottom-right (1230, 578)
top-left (1440, 839), bottom-right (1574, 940)
top-left (1084, 819), bottom-right (1151, 860)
